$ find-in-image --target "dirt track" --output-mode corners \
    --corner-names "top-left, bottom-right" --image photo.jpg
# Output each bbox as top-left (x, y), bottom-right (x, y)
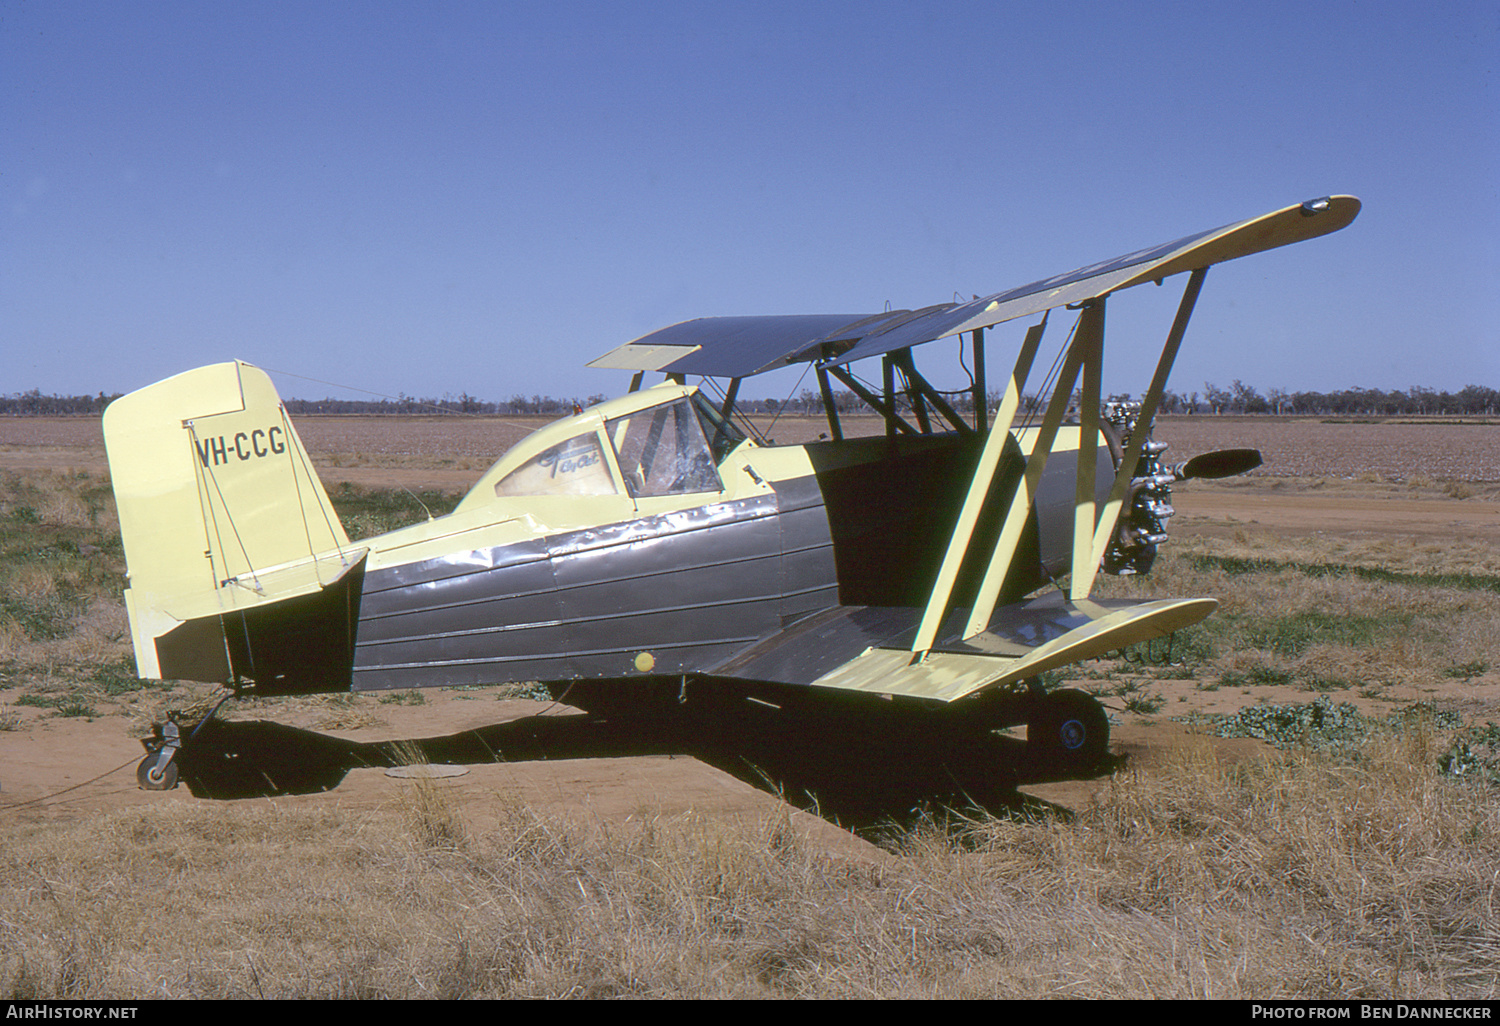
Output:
top-left (1171, 484), bottom-right (1500, 545)
top-left (1, 681), bottom-right (1297, 857)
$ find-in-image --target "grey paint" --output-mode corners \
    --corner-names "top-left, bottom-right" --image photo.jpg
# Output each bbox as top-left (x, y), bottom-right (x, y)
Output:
top-left (350, 486), bottom-right (838, 691)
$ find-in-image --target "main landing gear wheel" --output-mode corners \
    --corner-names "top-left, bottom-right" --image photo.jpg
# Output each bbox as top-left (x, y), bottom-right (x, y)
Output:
top-left (1028, 688), bottom-right (1109, 773)
top-left (136, 755), bottom-right (179, 791)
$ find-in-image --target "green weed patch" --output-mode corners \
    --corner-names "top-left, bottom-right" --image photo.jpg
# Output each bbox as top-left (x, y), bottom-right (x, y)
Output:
top-left (1444, 660), bottom-right (1490, 679)
top-left (1217, 665), bottom-right (1294, 689)
top-left (14, 693), bottom-right (97, 717)
top-left (1249, 609), bottom-right (1400, 657)
top-left (91, 656), bottom-right (150, 695)
top-left (377, 689), bottom-right (427, 706)
top-left (1198, 608), bottom-right (1410, 663)
top-left (1183, 697), bottom-right (1500, 784)
top-left (329, 483), bottom-right (464, 540)
top-left (1440, 722), bottom-right (1500, 786)
top-left (0, 591), bottom-right (84, 641)
top-left (1190, 695), bottom-right (1389, 754)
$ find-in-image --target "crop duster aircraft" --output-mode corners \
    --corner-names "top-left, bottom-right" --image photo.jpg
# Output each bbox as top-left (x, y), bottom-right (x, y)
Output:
top-left (106, 196), bottom-right (1360, 793)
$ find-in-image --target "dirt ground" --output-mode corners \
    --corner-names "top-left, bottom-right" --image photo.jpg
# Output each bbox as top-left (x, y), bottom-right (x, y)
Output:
top-left (3, 416), bottom-right (1497, 851)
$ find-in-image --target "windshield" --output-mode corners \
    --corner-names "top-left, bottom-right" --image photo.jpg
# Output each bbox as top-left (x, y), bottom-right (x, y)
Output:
top-left (607, 399), bottom-right (724, 497)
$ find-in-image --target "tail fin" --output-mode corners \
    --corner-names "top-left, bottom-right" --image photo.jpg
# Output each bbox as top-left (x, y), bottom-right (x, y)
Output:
top-left (104, 361), bottom-right (364, 685)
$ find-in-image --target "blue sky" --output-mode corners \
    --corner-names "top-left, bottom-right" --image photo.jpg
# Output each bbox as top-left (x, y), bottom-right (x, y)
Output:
top-left (4, 1), bottom-right (1496, 406)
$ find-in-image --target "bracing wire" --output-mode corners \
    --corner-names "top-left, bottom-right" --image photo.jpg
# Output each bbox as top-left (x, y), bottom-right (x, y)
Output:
top-left (260, 367), bottom-right (488, 418)
top-left (188, 424), bottom-right (263, 590)
top-left (1017, 310), bottom-right (1081, 433)
top-left (761, 361), bottom-right (813, 441)
top-left (280, 405), bottom-right (349, 566)
top-left (698, 377), bottom-right (769, 446)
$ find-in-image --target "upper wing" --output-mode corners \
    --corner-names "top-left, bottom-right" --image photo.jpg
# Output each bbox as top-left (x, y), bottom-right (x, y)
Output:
top-left (588, 196), bottom-right (1360, 379)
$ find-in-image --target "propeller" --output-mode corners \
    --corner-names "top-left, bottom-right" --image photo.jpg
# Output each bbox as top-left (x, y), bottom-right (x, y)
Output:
top-left (1170, 448), bottom-right (1262, 481)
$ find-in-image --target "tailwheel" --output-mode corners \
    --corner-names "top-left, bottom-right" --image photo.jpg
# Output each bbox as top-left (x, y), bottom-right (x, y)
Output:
top-left (1027, 688), bottom-right (1109, 774)
top-left (136, 753), bottom-right (180, 790)
top-left (136, 713), bottom-right (185, 790)
top-left (135, 692), bottom-right (236, 792)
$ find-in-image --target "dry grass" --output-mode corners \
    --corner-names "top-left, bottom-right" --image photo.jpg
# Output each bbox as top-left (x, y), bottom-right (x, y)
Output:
top-left (1, 471), bottom-right (130, 673)
top-left (1099, 527), bottom-right (1500, 695)
top-left (949, 734), bottom-right (1500, 998)
top-left (1, 730), bottom-right (1495, 999)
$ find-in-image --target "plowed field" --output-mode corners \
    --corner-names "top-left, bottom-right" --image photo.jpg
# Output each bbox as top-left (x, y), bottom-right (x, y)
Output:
top-left (5, 413), bottom-right (1498, 481)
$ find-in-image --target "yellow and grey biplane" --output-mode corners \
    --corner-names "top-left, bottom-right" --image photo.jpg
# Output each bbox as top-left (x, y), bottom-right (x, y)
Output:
top-left (106, 196), bottom-right (1359, 794)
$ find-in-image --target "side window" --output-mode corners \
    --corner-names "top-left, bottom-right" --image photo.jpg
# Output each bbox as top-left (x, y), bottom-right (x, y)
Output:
top-left (607, 400), bottom-right (723, 497)
top-left (494, 433), bottom-right (617, 497)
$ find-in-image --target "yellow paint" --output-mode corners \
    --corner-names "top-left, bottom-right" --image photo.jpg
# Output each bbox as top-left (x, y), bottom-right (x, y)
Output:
top-left (910, 316), bottom-right (1046, 656)
top-left (815, 598), bottom-right (1217, 703)
top-left (104, 362), bottom-right (355, 677)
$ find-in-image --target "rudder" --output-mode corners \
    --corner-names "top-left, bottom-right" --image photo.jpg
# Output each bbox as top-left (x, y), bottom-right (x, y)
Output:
top-left (104, 361), bottom-right (363, 685)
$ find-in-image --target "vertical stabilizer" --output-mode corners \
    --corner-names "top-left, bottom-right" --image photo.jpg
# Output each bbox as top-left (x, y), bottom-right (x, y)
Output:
top-left (104, 361), bottom-right (358, 681)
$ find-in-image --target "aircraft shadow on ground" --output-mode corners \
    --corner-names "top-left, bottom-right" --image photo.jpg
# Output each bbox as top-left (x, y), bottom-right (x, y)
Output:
top-left (174, 707), bottom-right (1115, 834)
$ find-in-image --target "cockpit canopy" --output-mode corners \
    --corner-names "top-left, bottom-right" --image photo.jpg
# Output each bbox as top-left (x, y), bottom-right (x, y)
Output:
top-left (457, 385), bottom-right (748, 511)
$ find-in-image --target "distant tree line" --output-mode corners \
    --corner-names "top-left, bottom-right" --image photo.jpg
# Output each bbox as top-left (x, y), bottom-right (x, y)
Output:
top-left (281, 392), bottom-right (610, 416)
top-left (0, 389), bottom-right (608, 417)
top-left (1159, 381), bottom-right (1500, 417)
top-left (0, 390), bottom-right (123, 415)
top-left (2, 381), bottom-right (1497, 418)
top-left (777, 382), bottom-right (1500, 418)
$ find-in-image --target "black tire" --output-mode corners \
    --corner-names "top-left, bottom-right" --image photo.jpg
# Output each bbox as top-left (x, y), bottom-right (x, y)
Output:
top-left (1028, 689), bottom-right (1109, 773)
top-left (136, 755), bottom-right (179, 791)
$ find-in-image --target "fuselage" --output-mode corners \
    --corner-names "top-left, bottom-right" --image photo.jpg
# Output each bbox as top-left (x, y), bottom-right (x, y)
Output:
top-left (339, 385), bottom-right (1113, 695)
top-left (108, 369), bottom-right (1113, 698)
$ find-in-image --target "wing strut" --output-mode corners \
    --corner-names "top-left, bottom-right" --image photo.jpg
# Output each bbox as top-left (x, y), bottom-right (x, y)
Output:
top-left (1071, 266), bottom-right (1207, 598)
top-left (816, 368), bottom-right (843, 441)
top-left (825, 365), bottom-right (919, 436)
top-left (958, 302), bottom-right (1099, 638)
top-left (911, 265), bottom-right (1212, 656)
top-left (910, 313), bottom-right (1047, 657)
top-left (972, 327), bottom-right (988, 433)
top-left (892, 349), bottom-right (973, 435)
top-left (1070, 300), bottom-right (1104, 601)
top-left (718, 377), bottom-right (741, 421)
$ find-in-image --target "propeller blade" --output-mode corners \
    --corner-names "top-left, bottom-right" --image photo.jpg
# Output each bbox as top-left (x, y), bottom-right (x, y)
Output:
top-left (1173, 448), bottom-right (1263, 480)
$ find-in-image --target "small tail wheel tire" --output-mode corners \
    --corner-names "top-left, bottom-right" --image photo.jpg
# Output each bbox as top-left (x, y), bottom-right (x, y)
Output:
top-left (137, 755), bottom-right (180, 791)
top-left (1028, 689), bottom-right (1109, 772)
